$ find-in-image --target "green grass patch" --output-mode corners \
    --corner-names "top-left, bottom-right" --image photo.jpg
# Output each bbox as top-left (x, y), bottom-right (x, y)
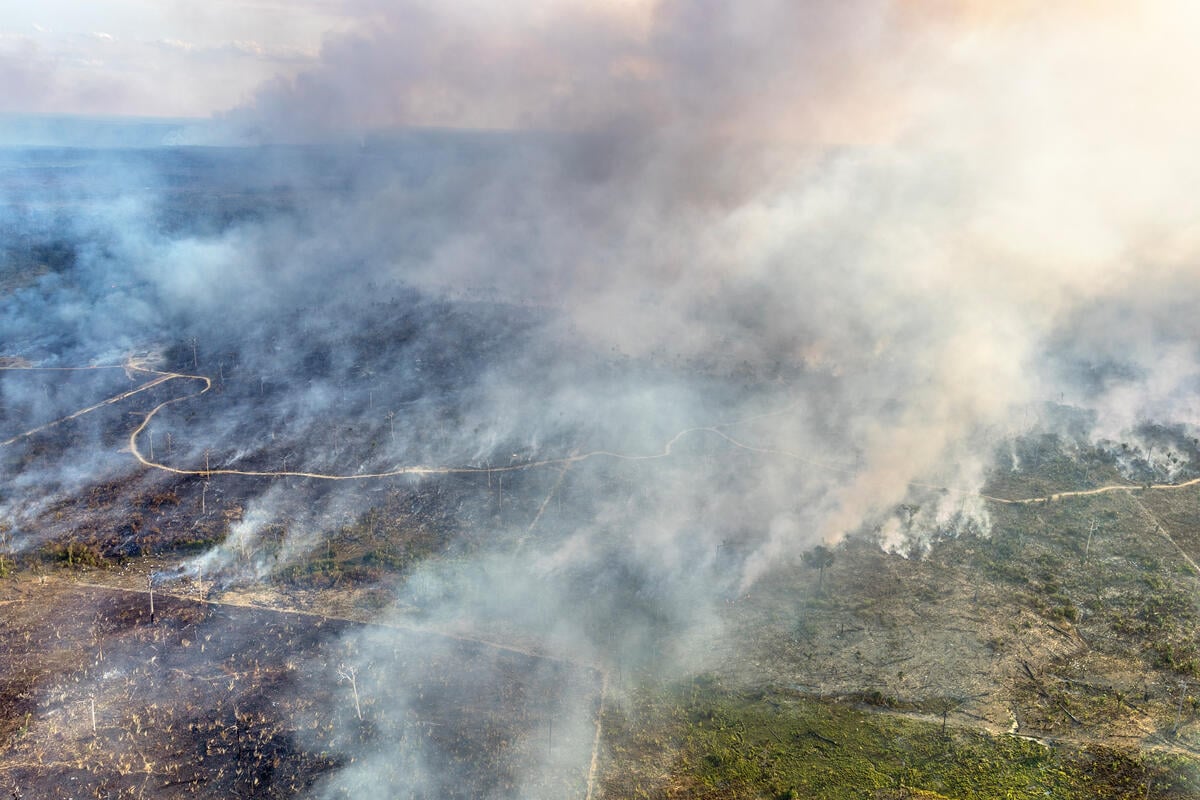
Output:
top-left (271, 504), bottom-right (442, 589)
top-left (605, 677), bottom-right (1198, 799)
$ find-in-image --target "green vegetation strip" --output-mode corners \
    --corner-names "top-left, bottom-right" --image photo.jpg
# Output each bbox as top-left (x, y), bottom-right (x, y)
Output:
top-left (606, 678), bottom-right (1197, 799)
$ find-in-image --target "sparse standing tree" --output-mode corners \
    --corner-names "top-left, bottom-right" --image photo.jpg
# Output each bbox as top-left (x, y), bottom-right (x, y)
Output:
top-left (927, 695), bottom-right (964, 740)
top-left (802, 545), bottom-right (836, 592)
top-left (337, 664), bottom-right (363, 720)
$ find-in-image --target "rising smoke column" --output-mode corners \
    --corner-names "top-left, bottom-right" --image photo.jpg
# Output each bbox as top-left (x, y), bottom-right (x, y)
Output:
top-left (207, 1), bottom-right (1200, 561)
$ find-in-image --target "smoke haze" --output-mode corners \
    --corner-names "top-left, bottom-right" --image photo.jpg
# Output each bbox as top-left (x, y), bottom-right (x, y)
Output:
top-left (4, 1), bottom-right (1200, 796)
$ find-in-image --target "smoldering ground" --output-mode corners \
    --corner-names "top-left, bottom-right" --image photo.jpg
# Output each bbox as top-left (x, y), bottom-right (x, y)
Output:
top-left (5, 1), bottom-right (1200, 796)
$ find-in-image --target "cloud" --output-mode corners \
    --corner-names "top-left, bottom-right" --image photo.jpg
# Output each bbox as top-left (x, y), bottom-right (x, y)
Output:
top-left (153, 36), bottom-right (317, 63)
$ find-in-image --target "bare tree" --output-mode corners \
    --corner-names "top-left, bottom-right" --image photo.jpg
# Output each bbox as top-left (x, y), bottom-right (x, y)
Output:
top-left (337, 664), bottom-right (363, 720)
top-left (1173, 680), bottom-right (1189, 736)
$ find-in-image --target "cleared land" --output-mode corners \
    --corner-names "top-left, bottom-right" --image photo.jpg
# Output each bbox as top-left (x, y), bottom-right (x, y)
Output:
top-left (4, 359), bottom-right (1200, 797)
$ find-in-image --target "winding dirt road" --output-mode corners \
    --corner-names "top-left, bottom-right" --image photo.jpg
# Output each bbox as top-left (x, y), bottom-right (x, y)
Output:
top-left (6, 357), bottom-right (1200, 507)
top-left (0, 364), bottom-right (173, 447)
top-left (10, 359), bottom-right (1200, 790)
top-left (120, 361), bottom-right (871, 481)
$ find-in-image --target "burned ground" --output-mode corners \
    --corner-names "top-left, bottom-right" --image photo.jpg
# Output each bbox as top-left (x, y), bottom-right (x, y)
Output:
top-left (0, 577), bottom-right (600, 799)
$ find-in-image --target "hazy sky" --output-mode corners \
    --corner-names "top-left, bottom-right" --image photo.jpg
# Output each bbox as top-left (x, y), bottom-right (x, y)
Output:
top-left (0, 0), bottom-right (656, 119)
top-left (2, 0), bottom-right (1194, 141)
top-left (0, 0), bottom-right (346, 117)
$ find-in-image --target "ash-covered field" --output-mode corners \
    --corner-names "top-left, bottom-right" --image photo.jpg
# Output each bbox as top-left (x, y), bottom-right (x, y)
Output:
top-left (0, 579), bottom-right (600, 799)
